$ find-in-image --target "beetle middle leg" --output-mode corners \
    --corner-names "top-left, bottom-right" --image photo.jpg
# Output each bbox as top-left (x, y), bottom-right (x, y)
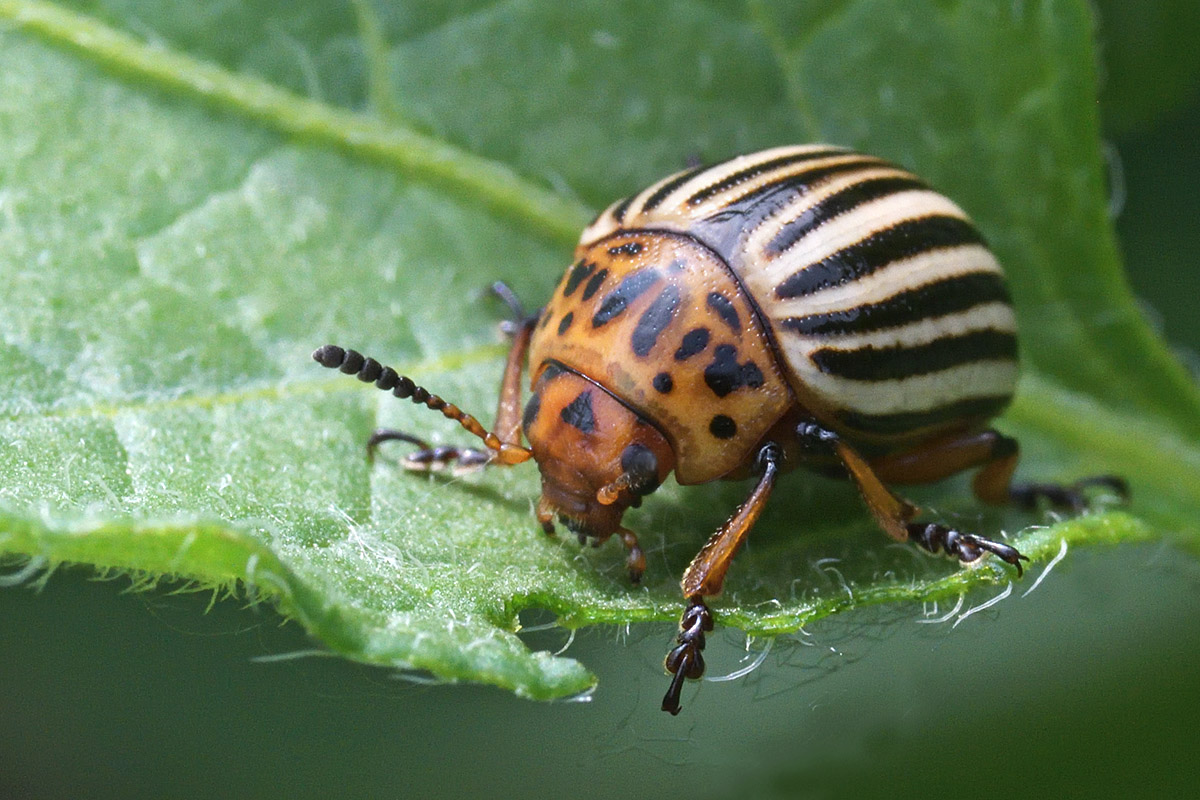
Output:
top-left (795, 422), bottom-right (1030, 573)
top-left (662, 442), bottom-right (782, 715)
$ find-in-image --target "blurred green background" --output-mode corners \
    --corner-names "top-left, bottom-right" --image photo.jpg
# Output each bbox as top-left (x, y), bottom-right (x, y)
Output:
top-left (2, 4), bottom-right (1199, 798)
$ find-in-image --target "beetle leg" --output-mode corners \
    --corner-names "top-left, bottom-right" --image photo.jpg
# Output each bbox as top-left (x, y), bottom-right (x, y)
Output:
top-left (313, 340), bottom-right (533, 467)
top-left (662, 443), bottom-right (781, 715)
top-left (367, 429), bottom-right (493, 475)
top-left (618, 527), bottom-right (646, 584)
top-left (316, 288), bottom-right (539, 472)
top-left (796, 421), bottom-right (1028, 573)
top-left (905, 521), bottom-right (1027, 574)
top-left (868, 429), bottom-right (1130, 511)
top-left (536, 496), bottom-right (557, 538)
top-left (1008, 475), bottom-right (1129, 513)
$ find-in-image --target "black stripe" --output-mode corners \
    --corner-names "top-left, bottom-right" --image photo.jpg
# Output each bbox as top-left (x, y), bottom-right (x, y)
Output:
top-left (775, 215), bottom-right (985, 300)
top-left (686, 148), bottom-right (849, 206)
top-left (780, 272), bottom-right (1011, 337)
top-left (812, 329), bottom-right (1016, 381)
top-left (591, 269), bottom-right (661, 327)
top-left (631, 286), bottom-right (682, 357)
top-left (610, 194), bottom-right (634, 223)
top-left (718, 158), bottom-right (888, 218)
top-left (705, 292), bottom-right (740, 333)
top-left (836, 395), bottom-right (1012, 435)
top-left (640, 164), bottom-right (709, 213)
top-left (766, 175), bottom-right (928, 255)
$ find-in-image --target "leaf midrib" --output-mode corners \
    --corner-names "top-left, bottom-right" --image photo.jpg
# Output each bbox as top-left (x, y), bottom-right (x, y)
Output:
top-left (0, 0), bottom-right (592, 245)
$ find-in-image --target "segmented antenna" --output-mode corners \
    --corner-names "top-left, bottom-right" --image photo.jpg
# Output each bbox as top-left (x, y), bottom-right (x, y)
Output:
top-left (311, 345), bottom-right (533, 465)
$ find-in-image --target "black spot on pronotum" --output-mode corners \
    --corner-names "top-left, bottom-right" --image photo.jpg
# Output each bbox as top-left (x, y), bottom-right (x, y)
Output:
top-left (522, 393), bottom-right (541, 430)
top-left (709, 415), bottom-right (737, 439)
top-left (631, 286), bottom-right (681, 357)
top-left (557, 312), bottom-right (575, 335)
top-left (607, 241), bottom-right (644, 257)
top-left (703, 344), bottom-right (765, 397)
top-left (581, 268), bottom-right (609, 301)
top-left (560, 391), bottom-right (596, 434)
top-left (706, 292), bottom-right (740, 333)
top-left (652, 372), bottom-right (673, 393)
top-left (674, 327), bottom-right (710, 360)
top-left (562, 260), bottom-right (595, 296)
top-left (592, 270), bottom-right (661, 327)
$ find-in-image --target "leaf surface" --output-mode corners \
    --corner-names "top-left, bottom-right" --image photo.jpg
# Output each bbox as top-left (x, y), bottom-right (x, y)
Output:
top-left (1, 0), bottom-right (1197, 700)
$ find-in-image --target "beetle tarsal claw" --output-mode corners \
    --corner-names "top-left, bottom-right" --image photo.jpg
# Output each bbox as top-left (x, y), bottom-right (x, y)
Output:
top-left (906, 522), bottom-right (1028, 576)
top-left (661, 597), bottom-right (713, 715)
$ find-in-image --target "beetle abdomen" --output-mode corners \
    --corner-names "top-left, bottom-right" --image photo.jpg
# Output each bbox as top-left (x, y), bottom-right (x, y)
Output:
top-left (581, 146), bottom-right (1018, 446)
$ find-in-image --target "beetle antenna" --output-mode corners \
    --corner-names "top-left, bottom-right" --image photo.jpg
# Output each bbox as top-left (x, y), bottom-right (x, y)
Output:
top-left (312, 344), bottom-right (532, 465)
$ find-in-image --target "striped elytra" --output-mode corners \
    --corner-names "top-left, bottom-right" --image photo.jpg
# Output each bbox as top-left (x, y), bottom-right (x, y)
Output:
top-left (315, 144), bottom-right (1126, 716)
top-left (535, 144), bottom-right (1017, 482)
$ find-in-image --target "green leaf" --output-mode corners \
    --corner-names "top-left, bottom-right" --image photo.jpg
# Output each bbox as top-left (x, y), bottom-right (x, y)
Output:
top-left (1, 0), bottom-right (1197, 702)
top-left (1092, 0), bottom-right (1200, 134)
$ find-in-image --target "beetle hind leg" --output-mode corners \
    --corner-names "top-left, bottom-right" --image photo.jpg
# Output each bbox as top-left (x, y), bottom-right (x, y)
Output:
top-left (1008, 475), bottom-right (1130, 513)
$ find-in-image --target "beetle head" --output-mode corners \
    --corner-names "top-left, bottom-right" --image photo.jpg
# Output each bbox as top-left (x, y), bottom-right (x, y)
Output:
top-left (522, 363), bottom-right (674, 540)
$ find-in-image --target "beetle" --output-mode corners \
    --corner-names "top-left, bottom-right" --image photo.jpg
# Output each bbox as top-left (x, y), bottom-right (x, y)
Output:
top-left (313, 145), bottom-right (1126, 714)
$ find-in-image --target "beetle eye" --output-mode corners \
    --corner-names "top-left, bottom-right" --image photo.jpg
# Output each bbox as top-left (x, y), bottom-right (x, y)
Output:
top-left (620, 443), bottom-right (660, 495)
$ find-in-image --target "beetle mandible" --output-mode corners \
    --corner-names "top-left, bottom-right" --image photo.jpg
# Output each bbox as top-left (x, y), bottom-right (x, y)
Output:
top-left (313, 145), bottom-right (1126, 714)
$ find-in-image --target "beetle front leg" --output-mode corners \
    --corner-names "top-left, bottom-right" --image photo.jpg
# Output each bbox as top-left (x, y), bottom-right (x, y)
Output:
top-left (350, 283), bottom-right (539, 474)
top-left (618, 528), bottom-right (646, 584)
top-left (662, 443), bottom-right (781, 715)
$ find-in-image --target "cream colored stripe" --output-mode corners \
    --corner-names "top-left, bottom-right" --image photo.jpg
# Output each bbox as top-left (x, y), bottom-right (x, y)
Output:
top-left (784, 302), bottom-right (1016, 352)
top-left (784, 357), bottom-right (1019, 416)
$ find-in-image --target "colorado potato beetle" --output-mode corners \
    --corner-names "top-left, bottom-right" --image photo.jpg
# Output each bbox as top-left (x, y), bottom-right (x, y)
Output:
top-left (313, 145), bottom-right (1126, 714)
